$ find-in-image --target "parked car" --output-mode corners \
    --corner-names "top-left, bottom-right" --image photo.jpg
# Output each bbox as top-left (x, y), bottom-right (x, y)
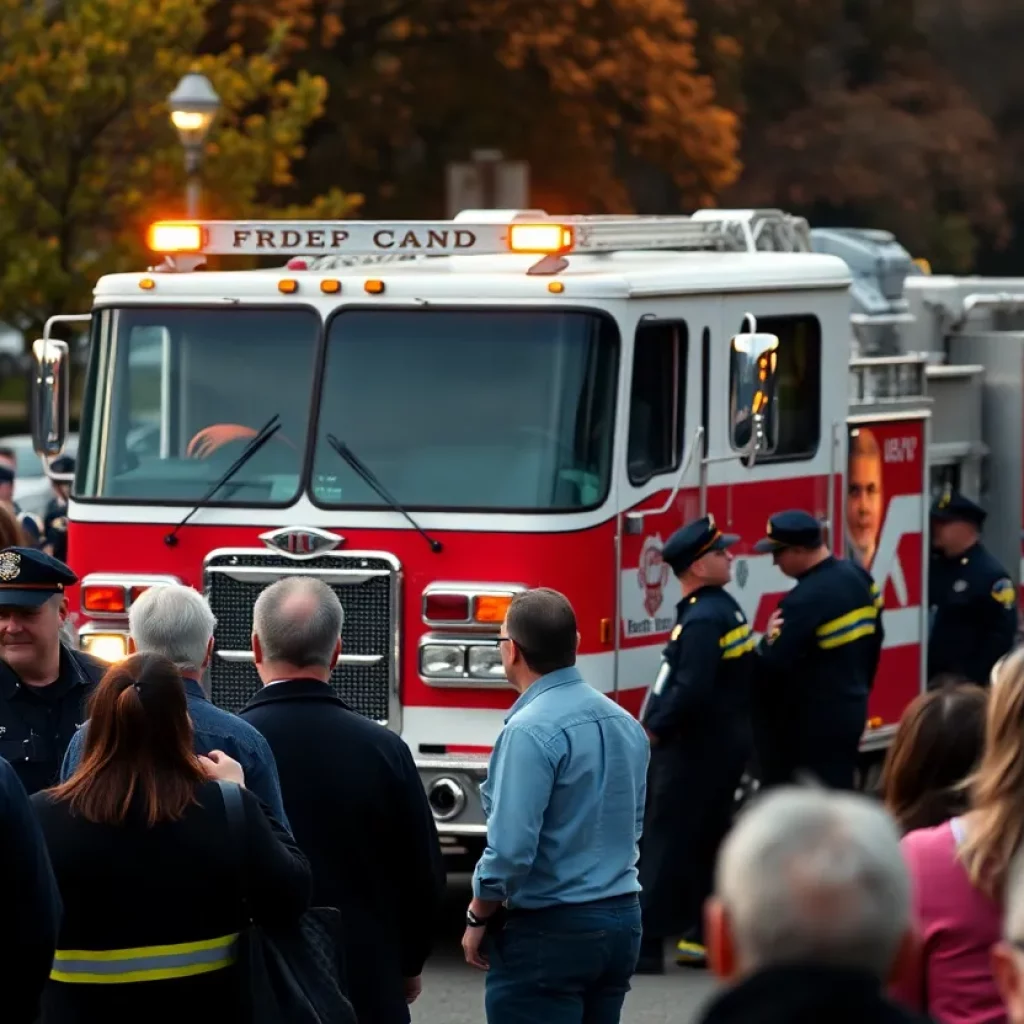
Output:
top-left (0, 434), bottom-right (80, 519)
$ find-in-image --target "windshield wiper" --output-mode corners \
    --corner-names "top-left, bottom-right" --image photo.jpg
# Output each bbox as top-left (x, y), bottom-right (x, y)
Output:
top-left (164, 414), bottom-right (282, 547)
top-left (326, 434), bottom-right (442, 554)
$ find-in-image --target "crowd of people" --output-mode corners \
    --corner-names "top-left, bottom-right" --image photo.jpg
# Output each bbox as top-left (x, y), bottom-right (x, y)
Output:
top-left (0, 486), bottom-right (1021, 1024)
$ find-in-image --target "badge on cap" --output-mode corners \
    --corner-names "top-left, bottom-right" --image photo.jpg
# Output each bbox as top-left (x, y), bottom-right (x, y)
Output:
top-left (0, 551), bottom-right (21, 582)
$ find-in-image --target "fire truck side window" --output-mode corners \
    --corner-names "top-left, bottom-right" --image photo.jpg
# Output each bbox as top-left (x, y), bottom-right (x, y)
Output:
top-left (627, 322), bottom-right (688, 485)
top-left (729, 314), bottom-right (821, 461)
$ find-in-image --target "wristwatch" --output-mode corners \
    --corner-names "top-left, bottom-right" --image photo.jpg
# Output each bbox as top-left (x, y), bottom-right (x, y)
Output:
top-left (466, 908), bottom-right (491, 928)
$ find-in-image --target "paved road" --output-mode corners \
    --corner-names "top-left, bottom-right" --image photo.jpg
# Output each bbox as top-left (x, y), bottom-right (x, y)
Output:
top-left (413, 875), bottom-right (720, 1024)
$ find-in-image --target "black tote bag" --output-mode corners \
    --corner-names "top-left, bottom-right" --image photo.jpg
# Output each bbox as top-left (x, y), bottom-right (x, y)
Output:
top-left (218, 780), bottom-right (356, 1024)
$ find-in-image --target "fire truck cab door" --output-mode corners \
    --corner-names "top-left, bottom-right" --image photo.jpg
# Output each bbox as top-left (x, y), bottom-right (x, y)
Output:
top-left (615, 301), bottom-right (717, 715)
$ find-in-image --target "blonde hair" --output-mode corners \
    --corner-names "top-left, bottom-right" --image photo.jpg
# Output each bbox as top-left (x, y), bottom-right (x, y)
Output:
top-left (959, 646), bottom-right (1024, 899)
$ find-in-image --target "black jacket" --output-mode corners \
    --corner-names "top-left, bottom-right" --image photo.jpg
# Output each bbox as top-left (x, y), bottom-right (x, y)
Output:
top-left (0, 646), bottom-right (105, 795)
top-left (698, 964), bottom-right (934, 1024)
top-left (0, 757), bottom-right (61, 1024)
top-left (32, 780), bottom-right (310, 1024)
top-left (928, 541), bottom-right (1018, 685)
top-left (241, 679), bottom-right (445, 1024)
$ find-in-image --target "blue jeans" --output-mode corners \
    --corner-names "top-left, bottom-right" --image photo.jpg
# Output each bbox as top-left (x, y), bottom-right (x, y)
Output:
top-left (484, 895), bottom-right (642, 1024)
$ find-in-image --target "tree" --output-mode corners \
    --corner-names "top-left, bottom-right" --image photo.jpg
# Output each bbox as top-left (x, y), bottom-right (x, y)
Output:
top-left (211, 0), bottom-right (741, 217)
top-left (686, 0), bottom-right (1007, 271)
top-left (0, 0), bottom-right (360, 338)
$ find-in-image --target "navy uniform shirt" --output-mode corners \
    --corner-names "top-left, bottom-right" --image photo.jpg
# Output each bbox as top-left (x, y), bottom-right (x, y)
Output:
top-left (0, 645), bottom-right (105, 795)
top-left (928, 541), bottom-right (1017, 685)
top-left (643, 585), bottom-right (755, 747)
top-left (757, 556), bottom-right (884, 724)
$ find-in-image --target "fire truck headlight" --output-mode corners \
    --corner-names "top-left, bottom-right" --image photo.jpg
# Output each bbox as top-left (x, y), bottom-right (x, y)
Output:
top-left (420, 644), bottom-right (465, 678)
top-left (79, 632), bottom-right (130, 664)
top-left (467, 644), bottom-right (505, 681)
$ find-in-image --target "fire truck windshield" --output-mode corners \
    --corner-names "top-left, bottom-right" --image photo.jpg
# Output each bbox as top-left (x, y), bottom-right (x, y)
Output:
top-left (310, 308), bottom-right (618, 511)
top-left (77, 306), bottom-right (318, 505)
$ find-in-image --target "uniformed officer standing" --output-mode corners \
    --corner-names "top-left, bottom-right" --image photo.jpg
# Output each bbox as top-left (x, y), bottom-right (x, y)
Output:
top-left (42, 454), bottom-right (74, 562)
top-left (0, 547), bottom-right (105, 794)
top-left (752, 510), bottom-right (884, 791)
top-left (928, 488), bottom-right (1017, 686)
top-left (636, 515), bottom-right (754, 975)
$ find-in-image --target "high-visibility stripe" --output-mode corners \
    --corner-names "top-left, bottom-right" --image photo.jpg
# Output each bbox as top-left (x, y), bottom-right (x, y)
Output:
top-left (720, 624), bottom-right (754, 660)
top-left (51, 932), bottom-right (238, 985)
top-left (816, 605), bottom-right (877, 650)
top-left (870, 582), bottom-right (884, 610)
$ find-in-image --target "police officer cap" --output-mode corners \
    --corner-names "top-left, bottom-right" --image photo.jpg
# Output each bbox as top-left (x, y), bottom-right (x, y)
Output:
top-left (753, 510), bottom-right (823, 553)
top-left (50, 455), bottom-right (75, 475)
top-left (930, 486), bottom-right (986, 527)
top-left (0, 465), bottom-right (13, 485)
top-left (0, 547), bottom-right (78, 607)
top-left (661, 514), bottom-right (740, 575)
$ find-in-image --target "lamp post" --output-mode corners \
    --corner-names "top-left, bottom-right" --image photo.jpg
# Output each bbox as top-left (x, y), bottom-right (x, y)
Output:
top-left (167, 71), bottom-right (221, 218)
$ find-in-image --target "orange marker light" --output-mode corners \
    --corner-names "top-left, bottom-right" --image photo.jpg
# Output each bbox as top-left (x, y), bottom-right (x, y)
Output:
top-left (147, 223), bottom-right (202, 253)
top-left (548, 281), bottom-right (565, 294)
top-left (278, 279), bottom-right (298, 294)
top-left (473, 594), bottom-right (514, 624)
top-left (82, 585), bottom-right (127, 614)
top-left (365, 280), bottom-right (385, 294)
top-left (139, 278), bottom-right (156, 291)
top-left (509, 223), bottom-right (574, 254)
top-left (321, 279), bottom-right (341, 294)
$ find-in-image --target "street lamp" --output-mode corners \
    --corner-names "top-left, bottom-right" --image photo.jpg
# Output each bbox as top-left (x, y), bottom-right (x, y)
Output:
top-left (167, 71), bottom-right (221, 218)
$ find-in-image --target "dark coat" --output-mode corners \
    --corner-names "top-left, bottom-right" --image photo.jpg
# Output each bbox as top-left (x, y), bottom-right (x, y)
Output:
top-left (240, 679), bottom-right (445, 1024)
top-left (0, 646), bottom-right (105, 795)
top-left (0, 757), bottom-right (61, 1024)
top-left (698, 964), bottom-right (934, 1024)
top-left (31, 780), bottom-right (310, 1024)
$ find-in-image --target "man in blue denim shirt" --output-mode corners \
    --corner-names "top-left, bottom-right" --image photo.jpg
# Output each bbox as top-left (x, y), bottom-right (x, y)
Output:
top-left (462, 588), bottom-right (649, 1024)
top-left (60, 584), bottom-right (288, 827)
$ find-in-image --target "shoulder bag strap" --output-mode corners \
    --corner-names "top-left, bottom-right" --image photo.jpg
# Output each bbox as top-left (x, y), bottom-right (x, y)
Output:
top-left (218, 780), bottom-right (252, 921)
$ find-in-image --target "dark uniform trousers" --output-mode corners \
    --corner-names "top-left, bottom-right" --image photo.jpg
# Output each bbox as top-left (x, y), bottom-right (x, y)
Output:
top-left (928, 541), bottom-right (1017, 686)
top-left (755, 557), bottom-right (884, 792)
top-left (0, 646), bottom-right (104, 795)
top-left (639, 586), bottom-right (754, 943)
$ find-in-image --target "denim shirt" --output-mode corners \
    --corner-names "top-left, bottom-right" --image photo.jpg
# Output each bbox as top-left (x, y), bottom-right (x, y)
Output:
top-left (472, 667), bottom-right (650, 909)
top-left (60, 678), bottom-right (290, 830)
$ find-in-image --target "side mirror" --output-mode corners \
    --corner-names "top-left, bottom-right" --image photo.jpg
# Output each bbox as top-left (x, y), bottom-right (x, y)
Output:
top-left (729, 330), bottom-right (780, 465)
top-left (30, 338), bottom-right (70, 458)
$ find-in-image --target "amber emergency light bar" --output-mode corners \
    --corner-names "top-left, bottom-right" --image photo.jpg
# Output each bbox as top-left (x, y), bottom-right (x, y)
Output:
top-left (146, 210), bottom-right (812, 260)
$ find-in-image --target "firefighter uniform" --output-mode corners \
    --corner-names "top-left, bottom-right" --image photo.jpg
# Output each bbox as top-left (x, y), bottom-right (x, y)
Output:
top-left (0, 548), bottom-right (105, 794)
top-left (637, 516), bottom-right (754, 973)
top-left (928, 490), bottom-right (1017, 686)
top-left (753, 511), bottom-right (883, 791)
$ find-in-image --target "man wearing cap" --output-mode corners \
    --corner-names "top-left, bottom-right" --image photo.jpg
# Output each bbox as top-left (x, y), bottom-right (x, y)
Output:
top-left (0, 547), bottom-right (105, 794)
top-left (41, 454), bottom-right (74, 562)
top-left (752, 510), bottom-right (884, 791)
top-left (636, 515), bottom-right (755, 975)
top-left (928, 488), bottom-right (1016, 686)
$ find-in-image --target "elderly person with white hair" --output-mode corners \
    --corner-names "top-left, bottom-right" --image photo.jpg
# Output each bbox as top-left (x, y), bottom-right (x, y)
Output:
top-left (697, 787), bottom-right (930, 1024)
top-left (59, 583), bottom-right (289, 826)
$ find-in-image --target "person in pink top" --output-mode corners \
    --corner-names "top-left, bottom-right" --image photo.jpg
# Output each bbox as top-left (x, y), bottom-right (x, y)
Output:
top-left (895, 647), bottom-right (1024, 1024)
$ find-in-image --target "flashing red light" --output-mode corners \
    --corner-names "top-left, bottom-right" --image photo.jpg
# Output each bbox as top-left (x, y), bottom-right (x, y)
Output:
top-left (423, 592), bottom-right (471, 623)
top-left (286, 258), bottom-right (309, 270)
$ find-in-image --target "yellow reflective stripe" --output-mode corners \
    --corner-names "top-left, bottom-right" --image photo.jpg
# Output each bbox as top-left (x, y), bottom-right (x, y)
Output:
top-left (870, 582), bottom-right (884, 609)
top-left (51, 932), bottom-right (238, 985)
top-left (53, 933), bottom-right (238, 962)
top-left (50, 958), bottom-right (235, 985)
top-left (721, 637), bottom-right (756, 660)
top-left (818, 623), bottom-right (876, 650)
top-left (719, 624), bottom-right (751, 649)
top-left (815, 605), bottom-right (876, 638)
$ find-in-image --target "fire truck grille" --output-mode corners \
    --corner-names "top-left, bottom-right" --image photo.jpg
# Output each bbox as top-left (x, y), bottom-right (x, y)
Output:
top-left (204, 552), bottom-right (398, 723)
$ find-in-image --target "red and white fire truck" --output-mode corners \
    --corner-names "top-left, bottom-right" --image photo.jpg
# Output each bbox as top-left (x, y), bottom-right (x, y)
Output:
top-left (32, 209), bottom-right (935, 862)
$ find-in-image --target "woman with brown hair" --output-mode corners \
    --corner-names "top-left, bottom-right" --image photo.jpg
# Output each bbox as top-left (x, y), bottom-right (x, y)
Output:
top-left (31, 652), bottom-right (310, 1023)
top-left (892, 647), bottom-right (1024, 1023)
top-left (0, 501), bottom-right (29, 547)
top-left (880, 680), bottom-right (987, 835)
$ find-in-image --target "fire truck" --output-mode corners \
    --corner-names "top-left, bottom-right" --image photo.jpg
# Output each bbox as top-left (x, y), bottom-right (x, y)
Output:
top-left (31, 209), bottom-right (933, 864)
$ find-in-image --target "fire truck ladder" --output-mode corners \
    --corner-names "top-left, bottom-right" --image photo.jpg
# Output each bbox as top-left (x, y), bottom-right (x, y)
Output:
top-left (145, 208), bottom-right (814, 273)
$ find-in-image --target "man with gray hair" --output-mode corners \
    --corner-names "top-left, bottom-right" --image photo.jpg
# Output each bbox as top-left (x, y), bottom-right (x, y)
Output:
top-left (697, 787), bottom-right (930, 1024)
top-left (240, 576), bottom-right (443, 1024)
top-left (60, 583), bottom-right (288, 825)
